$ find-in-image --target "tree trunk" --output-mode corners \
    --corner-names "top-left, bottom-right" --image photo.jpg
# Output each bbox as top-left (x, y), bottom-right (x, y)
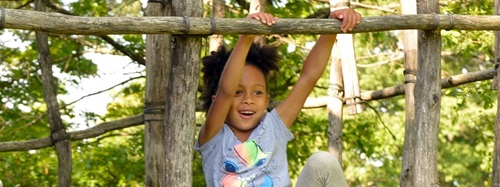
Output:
top-left (326, 0), bottom-right (347, 164)
top-left (144, 1), bottom-right (172, 187)
top-left (492, 0), bottom-right (500, 186)
top-left (399, 0), bottom-right (418, 186)
top-left (413, 0), bottom-right (441, 186)
top-left (163, 0), bottom-right (202, 186)
top-left (35, 0), bottom-right (72, 186)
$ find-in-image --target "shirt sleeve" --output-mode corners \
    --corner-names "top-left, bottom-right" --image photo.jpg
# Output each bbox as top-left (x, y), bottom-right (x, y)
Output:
top-left (267, 109), bottom-right (294, 142)
top-left (194, 124), bottom-right (225, 153)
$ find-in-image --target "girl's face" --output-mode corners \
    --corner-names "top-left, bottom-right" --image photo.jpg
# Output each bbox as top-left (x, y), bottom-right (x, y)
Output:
top-left (226, 64), bottom-right (270, 139)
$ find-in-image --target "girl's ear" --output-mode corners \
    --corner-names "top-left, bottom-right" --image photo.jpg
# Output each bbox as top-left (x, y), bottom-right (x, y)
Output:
top-left (266, 94), bottom-right (270, 107)
top-left (212, 95), bottom-right (216, 102)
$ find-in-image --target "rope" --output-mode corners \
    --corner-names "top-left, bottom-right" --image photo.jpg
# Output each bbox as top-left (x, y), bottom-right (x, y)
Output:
top-left (403, 69), bottom-right (417, 76)
top-left (445, 13), bottom-right (455, 31)
top-left (143, 102), bottom-right (165, 122)
top-left (344, 96), bottom-right (363, 106)
top-left (404, 69), bottom-right (417, 84)
top-left (143, 101), bottom-right (165, 114)
top-left (50, 127), bottom-right (70, 145)
top-left (328, 83), bottom-right (345, 101)
top-left (0, 7), bottom-right (5, 30)
top-left (430, 12), bottom-right (439, 30)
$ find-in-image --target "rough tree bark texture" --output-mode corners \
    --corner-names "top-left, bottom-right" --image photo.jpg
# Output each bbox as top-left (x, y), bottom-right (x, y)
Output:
top-left (327, 0), bottom-right (346, 164)
top-left (413, 0), bottom-right (441, 186)
top-left (144, 1), bottom-right (172, 187)
top-left (34, 0), bottom-right (72, 186)
top-left (163, 0), bottom-right (202, 186)
top-left (493, 0), bottom-right (500, 186)
top-left (399, 0), bottom-right (418, 186)
top-left (327, 44), bottom-right (345, 163)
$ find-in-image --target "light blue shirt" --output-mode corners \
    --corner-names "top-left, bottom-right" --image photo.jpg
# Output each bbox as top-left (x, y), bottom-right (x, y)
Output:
top-left (195, 109), bottom-right (294, 187)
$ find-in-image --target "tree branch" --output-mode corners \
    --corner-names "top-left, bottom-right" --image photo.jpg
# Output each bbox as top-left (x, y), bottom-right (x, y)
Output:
top-left (0, 114), bottom-right (144, 152)
top-left (270, 68), bottom-right (496, 108)
top-left (62, 75), bottom-right (144, 107)
top-left (46, 2), bottom-right (146, 66)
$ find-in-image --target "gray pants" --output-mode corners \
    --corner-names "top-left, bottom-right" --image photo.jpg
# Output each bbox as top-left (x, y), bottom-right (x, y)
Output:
top-left (296, 151), bottom-right (348, 187)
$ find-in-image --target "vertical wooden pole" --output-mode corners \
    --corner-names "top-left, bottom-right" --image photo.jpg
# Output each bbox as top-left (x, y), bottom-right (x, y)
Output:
top-left (209, 0), bottom-right (224, 52)
top-left (144, 1), bottom-right (171, 187)
top-left (249, 0), bottom-right (266, 13)
top-left (249, 0), bottom-right (267, 44)
top-left (492, 0), bottom-right (500, 186)
top-left (340, 33), bottom-right (364, 115)
top-left (330, 0), bottom-right (363, 115)
top-left (413, 0), bottom-right (441, 185)
top-left (34, 0), bottom-right (72, 186)
top-left (399, 0), bottom-right (418, 186)
top-left (163, 0), bottom-right (202, 186)
top-left (327, 0), bottom-right (346, 163)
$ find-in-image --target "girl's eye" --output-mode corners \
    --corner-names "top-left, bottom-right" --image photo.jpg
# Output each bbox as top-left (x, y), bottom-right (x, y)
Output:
top-left (235, 90), bottom-right (243, 95)
top-left (255, 91), bottom-right (263, 95)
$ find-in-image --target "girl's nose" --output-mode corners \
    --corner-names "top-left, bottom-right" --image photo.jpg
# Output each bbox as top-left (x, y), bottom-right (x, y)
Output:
top-left (242, 94), bottom-right (254, 104)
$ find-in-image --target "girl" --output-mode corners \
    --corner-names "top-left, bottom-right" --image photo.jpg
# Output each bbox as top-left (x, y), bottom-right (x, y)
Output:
top-left (196, 9), bottom-right (362, 187)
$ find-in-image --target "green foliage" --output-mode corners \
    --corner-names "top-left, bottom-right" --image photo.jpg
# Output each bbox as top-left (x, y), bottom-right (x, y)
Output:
top-left (71, 127), bottom-right (145, 187)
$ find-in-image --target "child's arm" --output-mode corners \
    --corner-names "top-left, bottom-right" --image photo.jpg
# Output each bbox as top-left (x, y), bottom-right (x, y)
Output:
top-left (198, 13), bottom-right (276, 146)
top-left (276, 9), bottom-right (362, 128)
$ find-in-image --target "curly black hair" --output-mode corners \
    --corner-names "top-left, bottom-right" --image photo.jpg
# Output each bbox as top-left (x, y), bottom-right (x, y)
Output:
top-left (200, 43), bottom-right (280, 113)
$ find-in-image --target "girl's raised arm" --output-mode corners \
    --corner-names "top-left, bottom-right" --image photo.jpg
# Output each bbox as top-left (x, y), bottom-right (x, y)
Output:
top-left (276, 9), bottom-right (362, 128)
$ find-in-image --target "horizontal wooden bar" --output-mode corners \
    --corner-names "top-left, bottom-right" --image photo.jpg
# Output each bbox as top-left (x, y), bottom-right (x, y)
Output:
top-left (2, 8), bottom-right (500, 35)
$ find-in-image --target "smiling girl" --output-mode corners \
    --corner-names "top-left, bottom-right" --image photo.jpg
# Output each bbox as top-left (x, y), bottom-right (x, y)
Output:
top-left (196, 10), bottom-right (361, 187)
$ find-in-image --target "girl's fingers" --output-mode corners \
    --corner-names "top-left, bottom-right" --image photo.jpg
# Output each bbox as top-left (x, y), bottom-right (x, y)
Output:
top-left (341, 10), bottom-right (361, 32)
top-left (348, 12), bottom-right (357, 31)
top-left (248, 13), bottom-right (276, 26)
top-left (262, 13), bottom-right (275, 26)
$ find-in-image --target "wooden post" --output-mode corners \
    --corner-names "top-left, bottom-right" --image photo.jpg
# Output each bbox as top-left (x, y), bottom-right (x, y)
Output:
top-left (492, 0), bottom-right (500, 186)
top-left (330, 0), bottom-right (363, 115)
top-left (250, 0), bottom-right (266, 13)
top-left (34, 0), bottom-right (72, 186)
top-left (399, 0), bottom-right (418, 186)
top-left (209, 0), bottom-right (224, 52)
top-left (163, 0), bottom-right (202, 186)
top-left (250, 0), bottom-right (267, 44)
top-left (413, 0), bottom-right (441, 185)
top-left (327, 0), bottom-right (346, 163)
top-left (144, 1), bottom-right (171, 186)
top-left (493, 0), bottom-right (500, 91)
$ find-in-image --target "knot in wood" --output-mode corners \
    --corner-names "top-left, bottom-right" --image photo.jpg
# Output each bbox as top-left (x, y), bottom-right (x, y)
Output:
top-left (432, 94), bottom-right (440, 104)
